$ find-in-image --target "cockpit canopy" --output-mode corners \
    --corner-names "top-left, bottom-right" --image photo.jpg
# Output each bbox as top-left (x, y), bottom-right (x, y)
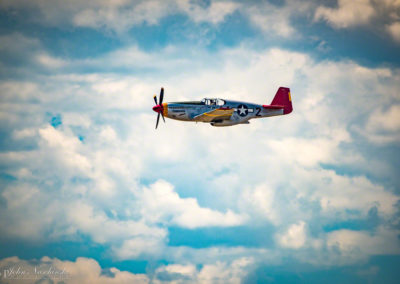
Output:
top-left (201, 98), bottom-right (226, 106)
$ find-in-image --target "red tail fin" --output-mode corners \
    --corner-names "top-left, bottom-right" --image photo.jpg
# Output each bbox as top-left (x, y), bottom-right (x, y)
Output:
top-left (271, 87), bottom-right (292, 115)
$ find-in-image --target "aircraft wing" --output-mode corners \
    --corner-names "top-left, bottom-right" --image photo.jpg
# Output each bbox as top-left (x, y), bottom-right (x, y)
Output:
top-left (193, 107), bottom-right (234, 122)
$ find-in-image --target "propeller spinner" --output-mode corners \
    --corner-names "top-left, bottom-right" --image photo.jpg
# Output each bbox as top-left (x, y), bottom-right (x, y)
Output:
top-left (152, 87), bottom-right (166, 129)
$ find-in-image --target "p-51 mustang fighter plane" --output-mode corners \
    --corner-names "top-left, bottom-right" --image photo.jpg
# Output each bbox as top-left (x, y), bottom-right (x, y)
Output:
top-left (152, 87), bottom-right (292, 128)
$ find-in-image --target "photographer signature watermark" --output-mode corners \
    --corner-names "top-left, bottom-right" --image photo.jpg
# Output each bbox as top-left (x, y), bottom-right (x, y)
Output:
top-left (1, 265), bottom-right (69, 281)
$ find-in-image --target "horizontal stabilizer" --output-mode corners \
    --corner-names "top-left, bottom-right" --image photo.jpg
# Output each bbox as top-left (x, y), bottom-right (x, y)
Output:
top-left (262, 104), bottom-right (284, 109)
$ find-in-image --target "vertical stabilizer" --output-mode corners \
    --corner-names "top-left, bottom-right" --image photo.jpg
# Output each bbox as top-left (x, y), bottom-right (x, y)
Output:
top-left (270, 87), bottom-right (292, 114)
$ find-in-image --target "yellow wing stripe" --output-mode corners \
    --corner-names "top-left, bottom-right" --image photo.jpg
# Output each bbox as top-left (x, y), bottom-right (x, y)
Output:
top-left (288, 92), bottom-right (291, 102)
top-left (194, 108), bottom-right (234, 122)
top-left (203, 112), bottom-right (232, 117)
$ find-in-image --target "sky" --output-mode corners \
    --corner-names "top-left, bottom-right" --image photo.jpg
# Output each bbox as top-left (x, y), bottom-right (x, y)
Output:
top-left (0, 0), bottom-right (399, 283)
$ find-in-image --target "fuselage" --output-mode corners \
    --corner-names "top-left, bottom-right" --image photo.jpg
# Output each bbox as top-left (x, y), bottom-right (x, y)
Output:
top-left (159, 98), bottom-right (284, 126)
top-left (151, 87), bottom-right (292, 127)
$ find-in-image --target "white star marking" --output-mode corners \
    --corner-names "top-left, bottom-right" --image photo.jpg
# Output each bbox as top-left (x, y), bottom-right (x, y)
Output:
top-left (238, 105), bottom-right (247, 115)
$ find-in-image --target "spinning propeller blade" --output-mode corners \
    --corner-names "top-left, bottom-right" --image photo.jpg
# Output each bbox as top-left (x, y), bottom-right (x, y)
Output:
top-left (153, 87), bottom-right (166, 129)
top-left (156, 112), bottom-right (160, 129)
top-left (160, 88), bottom-right (164, 104)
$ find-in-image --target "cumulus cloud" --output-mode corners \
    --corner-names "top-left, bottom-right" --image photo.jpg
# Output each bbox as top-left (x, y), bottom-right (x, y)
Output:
top-left (1, 2), bottom-right (400, 283)
top-left (244, 0), bottom-right (313, 37)
top-left (387, 21), bottom-right (400, 42)
top-left (0, 256), bottom-right (149, 284)
top-left (35, 53), bottom-right (67, 68)
top-left (0, 33), bottom-right (41, 60)
top-left (313, 173), bottom-right (398, 217)
top-left (0, 0), bottom-right (308, 37)
top-left (0, 255), bottom-right (256, 284)
top-left (0, 33), bottom-right (68, 74)
top-left (0, 0), bottom-right (238, 34)
top-left (326, 226), bottom-right (400, 260)
top-left (368, 105), bottom-right (400, 132)
top-left (154, 257), bottom-right (254, 284)
top-left (0, 35), bottom-right (399, 277)
top-left (39, 126), bottom-right (92, 175)
top-left (241, 184), bottom-right (280, 225)
top-left (266, 134), bottom-right (351, 168)
top-left (67, 201), bottom-right (167, 256)
top-left (276, 221), bottom-right (307, 249)
top-left (1, 0), bottom-right (400, 46)
top-left (274, 226), bottom-right (400, 267)
top-left (72, 1), bottom-right (175, 33)
top-left (1, 117), bottom-right (246, 259)
top-left (74, 0), bottom-right (238, 32)
top-left (175, 0), bottom-right (239, 25)
top-left (315, 0), bottom-right (400, 43)
top-left (137, 180), bottom-right (246, 228)
top-left (361, 104), bottom-right (400, 144)
top-left (315, 0), bottom-right (375, 28)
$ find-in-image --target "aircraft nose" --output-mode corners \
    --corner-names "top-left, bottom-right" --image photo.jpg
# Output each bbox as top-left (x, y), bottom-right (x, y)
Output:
top-left (152, 104), bottom-right (162, 113)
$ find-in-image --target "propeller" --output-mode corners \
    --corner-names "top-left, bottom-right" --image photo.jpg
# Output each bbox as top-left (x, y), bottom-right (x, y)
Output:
top-left (152, 87), bottom-right (166, 129)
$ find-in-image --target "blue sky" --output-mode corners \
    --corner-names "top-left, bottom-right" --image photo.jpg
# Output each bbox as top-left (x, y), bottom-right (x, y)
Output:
top-left (0, 0), bottom-right (399, 283)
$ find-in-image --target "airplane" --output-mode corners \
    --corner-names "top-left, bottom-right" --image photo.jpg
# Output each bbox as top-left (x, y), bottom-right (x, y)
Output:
top-left (152, 87), bottom-right (292, 128)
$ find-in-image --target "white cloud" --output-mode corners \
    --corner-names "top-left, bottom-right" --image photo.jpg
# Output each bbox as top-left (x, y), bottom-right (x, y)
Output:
top-left (73, 1), bottom-right (175, 33)
top-left (314, 0), bottom-right (400, 43)
top-left (1, 123), bottom-right (247, 258)
top-left (159, 263), bottom-right (197, 276)
top-left (361, 104), bottom-right (400, 144)
top-left (1, 40), bottom-right (399, 273)
top-left (276, 221), bottom-right (307, 249)
top-left (1, 2), bottom-right (400, 282)
top-left (12, 128), bottom-right (37, 140)
top-left (1, 184), bottom-right (46, 239)
top-left (0, 256), bottom-right (149, 284)
top-left (312, 172), bottom-right (398, 217)
top-left (63, 112), bottom-right (92, 128)
top-left (370, 105), bottom-right (400, 132)
top-left (0, 0), bottom-right (238, 33)
top-left (0, 33), bottom-right (68, 72)
top-left (197, 257), bottom-right (253, 284)
top-left (39, 126), bottom-right (91, 175)
top-left (244, 0), bottom-right (313, 37)
top-left (326, 226), bottom-right (400, 257)
top-left (266, 134), bottom-right (350, 168)
top-left (314, 0), bottom-right (375, 28)
top-left (0, 124), bottom-right (168, 256)
top-left (35, 53), bottom-right (68, 68)
top-left (154, 257), bottom-right (254, 284)
top-left (280, 226), bottom-right (400, 266)
top-left (0, 0), bottom-right (128, 27)
top-left (0, 32), bottom-right (40, 56)
top-left (176, 0), bottom-right (239, 25)
top-left (67, 201), bottom-right (166, 244)
top-left (2, 0), bottom-right (400, 46)
top-left (0, 183), bottom-right (168, 258)
top-left (137, 180), bottom-right (247, 228)
top-left (387, 21), bottom-right (400, 42)
top-left (112, 237), bottom-right (166, 260)
top-left (241, 184), bottom-right (280, 225)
